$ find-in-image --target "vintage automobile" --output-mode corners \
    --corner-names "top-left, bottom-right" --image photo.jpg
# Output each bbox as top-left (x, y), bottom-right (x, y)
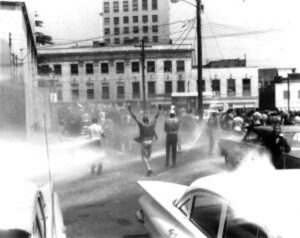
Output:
top-left (136, 169), bottom-right (300, 238)
top-left (0, 177), bottom-right (66, 238)
top-left (219, 125), bottom-right (300, 169)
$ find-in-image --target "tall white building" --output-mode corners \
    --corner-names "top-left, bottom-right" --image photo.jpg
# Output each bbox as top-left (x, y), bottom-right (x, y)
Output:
top-left (102, 0), bottom-right (170, 45)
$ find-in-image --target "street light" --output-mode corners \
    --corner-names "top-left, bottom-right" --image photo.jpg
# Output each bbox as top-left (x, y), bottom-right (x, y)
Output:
top-left (171, 0), bottom-right (203, 120)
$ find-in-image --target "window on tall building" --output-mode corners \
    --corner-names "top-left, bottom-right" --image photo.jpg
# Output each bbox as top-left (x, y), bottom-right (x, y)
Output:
top-left (164, 61), bottom-right (172, 72)
top-left (124, 38), bottom-right (131, 44)
top-left (117, 85), bottom-right (125, 99)
top-left (133, 16), bottom-right (138, 23)
top-left (152, 25), bottom-right (158, 33)
top-left (102, 85), bottom-right (110, 99)
top-left (133, 26), bottom-right (139, 33)
top-left (104, 2), bottom-right (109, 13)
top-left (113, 1), bottom-right (119, 12)
top-left (148, 82), bottom-right (156, 97)
top-left (147, 61), bottom-right (155, 73)
top-left (123, 1), bottom-right (129, 11)
top-left (87, 88), bottom-right (94, 100)
top-left (116, 62), bottom-right (124, 74)
top-left (242, 78), bottom-right (251, 96)
top-left (71, 84), bottom-right (79, 100)
top-left (70, 64), bottom-right (78, 75)
top-left (54, 64), bottom-right (61, 75)
top-left (123, 27), bottom-right (129, 34)
top-left (142, 0), bottom-right (148, 10)
top-left (176, 61), bottom-right (185, 72)
top-left (114, 17), bottom-right (119, 25)
top-left (142, 15), bottom-right (148, 23)
top-left (177, 81), bottom-right (185, 92)
top-left (105, 38), bottom-right (110, 44)
top-left (143, 26), bottom-right (148, 33)
top-left (101, 63), bottom-right (109, 73)
top-left (114, 38), bottom-right (120, 44)
top-left (104, 28), bottom-right (110, 36)
top-left (227, 79), bottom-right (236, 96)
top-left (133, 0), bottom-right (138, 11)
top-left (152, 0), bottom-right (158, 10)
top-left (132, 82), bottom-right (140, 98)
top-left (114, 27), bottom-right (120, 35)
top-left (152, 15), bottom-right (158, 22)
top-left (123, 16), bottom-right (129, 24)
top-left (104, 17), bottom-right (110, 25)
top-left (212, 79), bottom-right (220, 96)
top-left (143, 36), bottom-right (148, 42)
top-left (152, 36), bottom-right (158, 42)
top-left (165, 81), bottom-right (172, 94)
top-left (86, 63), bottom-right (94, 74)
top-left (133, 37), bottom-right (139, 43)
top-left (131, 61), bottom-right (140, 73)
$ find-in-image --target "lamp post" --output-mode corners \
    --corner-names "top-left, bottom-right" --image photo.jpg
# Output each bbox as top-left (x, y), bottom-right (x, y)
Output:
top-left (171, 0), bottom-right (203, 120)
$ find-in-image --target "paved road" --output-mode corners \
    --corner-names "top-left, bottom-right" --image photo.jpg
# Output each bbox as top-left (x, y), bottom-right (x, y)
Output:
top-left (55, 127), bottom-right (227, 238)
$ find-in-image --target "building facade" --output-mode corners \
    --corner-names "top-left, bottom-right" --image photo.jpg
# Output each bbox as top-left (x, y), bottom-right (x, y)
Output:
top-left (102, 0), bottom-right (170, 45)
top-left (38, 44), bottom-right (193, 109)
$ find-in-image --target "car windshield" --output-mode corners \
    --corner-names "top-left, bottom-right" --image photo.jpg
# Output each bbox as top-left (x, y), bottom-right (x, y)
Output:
top-left (283, 132), bottom-right (300, 149)
top-left (0, 230), bottom-right (30, 238)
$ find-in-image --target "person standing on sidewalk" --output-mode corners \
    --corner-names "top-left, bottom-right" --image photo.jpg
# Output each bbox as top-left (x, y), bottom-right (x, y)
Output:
top-left (164, 107), bottom-right (180, 168)
top-left (128, 104), bottom-right (161, 176)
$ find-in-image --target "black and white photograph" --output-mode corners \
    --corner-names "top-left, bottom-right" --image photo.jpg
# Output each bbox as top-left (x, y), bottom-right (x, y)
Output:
top-left (1, 0), bottom-right (300, 237)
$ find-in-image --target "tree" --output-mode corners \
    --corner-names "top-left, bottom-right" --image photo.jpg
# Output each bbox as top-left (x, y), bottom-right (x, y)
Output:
top-left (34, 13), bottom-right (53, 46)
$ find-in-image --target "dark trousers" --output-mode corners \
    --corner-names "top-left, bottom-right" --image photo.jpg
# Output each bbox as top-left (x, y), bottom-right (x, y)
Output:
top-left (166, 134), bottom-right (178, 166)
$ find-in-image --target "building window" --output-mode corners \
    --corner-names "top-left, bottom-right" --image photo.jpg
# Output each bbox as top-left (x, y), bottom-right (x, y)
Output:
top-left (86, 63), bottom-right (94, 74)
top-left (142, 15), bottom-right (148, 23)
top-left (104, 17), bottom-right (110, 25)
top-left (114, 17), bottom-right (119, 25)
top-left (227, 79), bottom-right (236, 96)
top-left (142, 0), bottom-right (148, 10)
top-left (176, 61), bottom-right (185, 72)
top-left (148, 81), bottom-right (156, 97)
top-left (104, 28), bottom-right (110, 36)
top-left (71, 84), bottom-right (79, 100)
top-left (54, 64), bottom-right (61, 75)
top-left (153, 36), bottom-right (158, 42)
top-left (152, 15), bottom-right (158, 22)
top-left (104, 2), bottom-right (109, 13)
top-left (143, 36), bottom-right (148, 42)
top-left (177, 81), bottom-right (185, 92)
top-left (114, 27), bottom-right (120, 35)
top-left (133, 0), bottom-right (138, 11)
top-left (87, 88), bottom-right (94, 100)
top-left (143, 26), bottom-right (148, 33)
top-left (133, 37), bottom-right (139, 43)
top-left (114, 38), bottom-right (120, 44)
top-left (242, 78), bottom-right (251, 96)
top-left (133, 16), bottom-right (138, 23)
top-left (133, 26), bottom-right (139, 34)
top-left (132, 82), bottom-right (140, 98)
top-left (105, 38), bottom-right (110, 44)
top-left (164, 61), bottom-right (172, 72)
top-left (283, 90), bottom-right (288, 99)
top-left (132, 61), bottom-right (140, 73)
top-left (57, 89), bottom-right (62, 101)
top-left (123, 27), bottom-right (129, 34)
top-left (152, 0), bottom-right (157, 10)
top-left (113, 1), bottom-right (119, 12)
top-left (101, 63), bottom-right (109, 73)
top-left (147, 61), bottom-right (155, 73)
top-left (165, 81), bottom-right (172, 94)
top-left (124, 38), bottom-right (132, 44)
top-left (152, 25), bottom-right (158, 33)
top-left (123, 16), bottom-right (129, 24)
top-left (116, 62), bottom-right (124, 74)
top-left (123, 1), bottom-right (129, 11)
top-left (212, 79), bottom-right (220, 96)
top-left (102, 85), bottom-right (110, 100)
top-left (117, 85), bottom-right (125, 99)
top-left (70, 64), bottom-right (78, 75)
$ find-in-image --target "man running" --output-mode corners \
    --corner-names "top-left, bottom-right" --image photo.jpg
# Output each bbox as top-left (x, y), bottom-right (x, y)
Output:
top-left (128, 104), bottom-right (161, 176)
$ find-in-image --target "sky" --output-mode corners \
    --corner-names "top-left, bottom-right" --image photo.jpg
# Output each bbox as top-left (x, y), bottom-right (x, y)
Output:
top-left (25, 0), bottom-right (300, 70)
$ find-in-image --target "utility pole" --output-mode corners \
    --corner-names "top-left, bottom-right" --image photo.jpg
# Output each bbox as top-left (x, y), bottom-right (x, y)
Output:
top-left (287, 74), bottom-right (290, 113)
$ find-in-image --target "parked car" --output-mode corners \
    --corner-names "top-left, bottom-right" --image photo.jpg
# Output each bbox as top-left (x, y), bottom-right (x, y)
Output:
top-left (0, 177), bottom-right (66, 238)
top-left (219, 125), bottom-right (300, 169)
top-left (136, 169), bottom-right (300, 238)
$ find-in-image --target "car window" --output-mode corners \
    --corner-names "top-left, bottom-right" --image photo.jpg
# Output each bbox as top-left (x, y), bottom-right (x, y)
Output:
top-left (245, 131), bottom-right (260, 142)
top-left (223, 207), bottom-right (268, 238)
top-left (36, 197), bottom-right (46, 238)
top-left (284, 132), bottom-right (300, 148)
top-left (179, 199), bottom-right (190, 216)
top-left (0, 230), bottom-right (30, 238)
top-left (190, 195), bottom-right (223, 238)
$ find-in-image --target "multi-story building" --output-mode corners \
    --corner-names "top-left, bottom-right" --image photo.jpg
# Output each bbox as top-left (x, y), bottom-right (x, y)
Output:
top-left (37, 44), bottom-right (193, 109)
top-left (102, 0), bottom-right (170, 45)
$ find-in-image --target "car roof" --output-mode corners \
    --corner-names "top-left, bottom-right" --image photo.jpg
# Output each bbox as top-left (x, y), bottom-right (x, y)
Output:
top-left (0, 177), bottom-right (38, 234)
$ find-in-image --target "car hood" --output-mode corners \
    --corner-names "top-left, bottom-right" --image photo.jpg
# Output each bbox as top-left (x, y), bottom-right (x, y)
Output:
top-left (138, 181), bottom-right (187, 207)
